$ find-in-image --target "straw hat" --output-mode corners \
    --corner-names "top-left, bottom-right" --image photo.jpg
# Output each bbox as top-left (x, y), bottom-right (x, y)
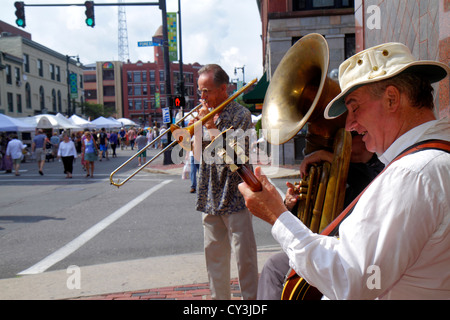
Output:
top-left (324, 42), bottom-right (450, 119)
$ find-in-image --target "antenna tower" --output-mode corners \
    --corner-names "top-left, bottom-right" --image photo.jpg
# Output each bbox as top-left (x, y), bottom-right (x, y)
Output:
top-left (118, 0), bottom-right (130, 62)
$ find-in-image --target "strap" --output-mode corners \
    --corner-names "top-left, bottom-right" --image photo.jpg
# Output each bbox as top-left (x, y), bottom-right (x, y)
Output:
top-left (321, 139), bottom-right (450, 237)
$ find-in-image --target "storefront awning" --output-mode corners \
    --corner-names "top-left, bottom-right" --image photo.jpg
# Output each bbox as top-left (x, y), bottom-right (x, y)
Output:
top-left (243, 72), bottom-right (269, 104)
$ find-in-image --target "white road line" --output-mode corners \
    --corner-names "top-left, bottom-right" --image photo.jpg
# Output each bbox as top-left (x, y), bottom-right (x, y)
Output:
top-left (18, 179), bottom-right (172, 275)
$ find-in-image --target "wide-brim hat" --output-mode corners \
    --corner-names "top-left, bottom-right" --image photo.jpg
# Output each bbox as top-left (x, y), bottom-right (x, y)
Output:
top-left (324, 42), bottom-right (450, 119)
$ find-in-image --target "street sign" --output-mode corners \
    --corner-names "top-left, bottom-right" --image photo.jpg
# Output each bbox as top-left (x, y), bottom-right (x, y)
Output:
top-left (162, 107), bottom-right (171, 124)
top-left (138, 38), bottom-right (163, 47)
top-left (137, 41), bottom-right (152, 47)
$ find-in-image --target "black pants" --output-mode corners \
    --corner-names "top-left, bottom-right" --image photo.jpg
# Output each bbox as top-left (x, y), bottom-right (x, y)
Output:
top-left (62, 156), bottom-right (74, 174)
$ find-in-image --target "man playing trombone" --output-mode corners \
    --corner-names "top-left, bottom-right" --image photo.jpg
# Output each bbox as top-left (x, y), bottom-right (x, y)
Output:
top-left (190, 64), bottom-right (259, 300)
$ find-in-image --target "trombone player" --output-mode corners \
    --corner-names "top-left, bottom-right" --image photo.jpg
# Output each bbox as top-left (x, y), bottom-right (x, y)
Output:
top-left (189, 64), bottom-right (259, 300)
top-left (239, 43), bottom-right (450, 299)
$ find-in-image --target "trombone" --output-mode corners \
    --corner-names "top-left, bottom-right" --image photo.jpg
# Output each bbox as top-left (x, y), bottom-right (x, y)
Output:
top-left (109, 78), bottom-right (257, 187)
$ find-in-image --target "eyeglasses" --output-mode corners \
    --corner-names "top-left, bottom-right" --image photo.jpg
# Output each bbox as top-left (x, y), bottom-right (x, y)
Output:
top-left (197, 88), bottom-right (211, 96)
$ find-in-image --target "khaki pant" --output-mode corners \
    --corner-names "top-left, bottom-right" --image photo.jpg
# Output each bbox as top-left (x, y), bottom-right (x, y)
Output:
top-left (202, 208), bottom-right (259, 300)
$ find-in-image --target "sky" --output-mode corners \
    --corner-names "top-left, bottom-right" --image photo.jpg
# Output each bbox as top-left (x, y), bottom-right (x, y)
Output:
top-left (0, 0), bottom-right (264, 83)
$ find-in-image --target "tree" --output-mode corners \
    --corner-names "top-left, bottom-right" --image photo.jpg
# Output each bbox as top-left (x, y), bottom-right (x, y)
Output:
top-left (82, 102), bottom-right (115, 119)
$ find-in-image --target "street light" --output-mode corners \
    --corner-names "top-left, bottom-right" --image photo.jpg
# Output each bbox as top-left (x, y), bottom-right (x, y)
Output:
top-left (234, 65), bottom-right (245, 84)
top-left (66, 55), bottom-right (81, 116)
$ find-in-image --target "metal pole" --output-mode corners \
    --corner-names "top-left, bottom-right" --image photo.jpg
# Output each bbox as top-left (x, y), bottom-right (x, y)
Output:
top-left (178, 0), bottom-right (185, 102)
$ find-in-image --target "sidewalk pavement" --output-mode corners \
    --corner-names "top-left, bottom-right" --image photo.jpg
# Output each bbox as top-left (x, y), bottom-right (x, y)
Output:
top-left (0, 155), bottom-right (301, 300)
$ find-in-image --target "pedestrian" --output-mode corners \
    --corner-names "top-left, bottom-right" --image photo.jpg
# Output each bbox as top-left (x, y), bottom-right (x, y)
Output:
top-left (191, 64), bottom-right (258, 300)
top-left (98, 127), bottom-right (109, 161)
top-left (239, 42), bottom-right (450, 299)
top-left (135, 130), bottom-right (148, 166)
top-left (82, 131), bottom-right (99, 178)
top-left (32, 129), bottom-right (49, 175)
top-left (6, 134), bottom-right (26, 176)
top-left (0, 133), bottom-right (12, 173)
top-left (189, 137), bottom-right (199, 193)
top-left (57, 133), bottom-right (77, 178)
top-left (127, 127), bottom-right (137, 150)
top-left (109, 131), bottom-right (118, 158)
top-left (50, 132), bottom-right (60, 158)
top-left (119, 127), bottom-right (127, 150)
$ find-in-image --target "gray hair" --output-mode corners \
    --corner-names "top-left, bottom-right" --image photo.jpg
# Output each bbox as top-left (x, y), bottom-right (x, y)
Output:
top-left (198, 64), bottom-right (229, 87)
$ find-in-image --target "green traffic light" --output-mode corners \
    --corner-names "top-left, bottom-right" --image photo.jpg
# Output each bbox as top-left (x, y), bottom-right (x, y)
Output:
top-left (86, 18), bottom-right (94, 26)
top-left (16, 18), bottom-right (25, 27)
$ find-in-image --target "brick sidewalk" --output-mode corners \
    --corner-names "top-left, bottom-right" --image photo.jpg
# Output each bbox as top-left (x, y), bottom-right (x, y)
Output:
top-left (75, 279), bottom-right (241, 300)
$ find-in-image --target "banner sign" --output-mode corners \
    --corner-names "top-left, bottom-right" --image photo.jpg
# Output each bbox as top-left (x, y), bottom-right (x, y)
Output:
top-left (167, 12), bottom-right (178, 62)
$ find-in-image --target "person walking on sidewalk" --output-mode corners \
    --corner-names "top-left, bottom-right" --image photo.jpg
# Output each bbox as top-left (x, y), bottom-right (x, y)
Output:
top-left (32, 129), bottom-right (49, 175)
top-left (6, 134), bottom-right (26, 176)
top-left (57, 133), bottom-right (77, 178)
top-left (135, 130), bottom-right (148, 166)
top-left (82, 131), bottom-right (99, 178)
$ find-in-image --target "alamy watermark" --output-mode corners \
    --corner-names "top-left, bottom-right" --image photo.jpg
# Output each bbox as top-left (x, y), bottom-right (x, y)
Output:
top-left (367, 5), bottom-right (381, 30)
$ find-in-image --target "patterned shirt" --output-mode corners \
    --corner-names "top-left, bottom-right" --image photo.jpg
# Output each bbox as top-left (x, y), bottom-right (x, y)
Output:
top-left (196, 101), bottom-right (252, 215)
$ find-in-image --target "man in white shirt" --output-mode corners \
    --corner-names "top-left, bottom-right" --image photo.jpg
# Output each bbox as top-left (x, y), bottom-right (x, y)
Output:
top-left (6, 134), bottom-right (26, 176)
top-left (239, 42), bottom-right (450, 299)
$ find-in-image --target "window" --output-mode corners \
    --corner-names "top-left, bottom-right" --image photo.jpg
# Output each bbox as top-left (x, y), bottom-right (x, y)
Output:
top-left (15, 67), bottom-right (21, 85)
top-left (133, 71), bottom-right (141, 83)
top-left (293, 0), bottom-right (354, 10)
top-left (128, 99), bottom-right (133, 110)
top-left (159, 70), bottom-right (165, 81)
top-left (134, 85), bottom-right (142, 96)
top-left (52, 89), bottom-right (57, 112)
top-left (135, 100), bottom-right (142, 110)
top-left (103, 86), bottom-right (115, 96)
top-left (56, 66), bottom-right (61, 82)
top-left (58, 90), bottom-right (62, 112)
top-left (37, 59), bottom-right (43, 77)
top-left (103, 69), bottom-right (114, 80)
top-left (17, 94), bottom-right (22, 113)
top-left (50, 64), bottom-right (55, 80)
top-left (149, 70), bottom-right (155, 82)
top-left (25, 83), bottom-right (31, 109)
top-left (39, 86), bottom-right (45, 110)
top-left (7, 92), bottom-right (14, 112)
top-left (143, 85), bottom-right (148, 95)
top-left (23, 54), bottom-right (30, 73)
top-left (142, 71), bottom-right (147, 82)
top-left (85, 89), bottom-right (97, 99)
top-left (6, 65), bottom-right (12, 84)
top-left (84, 74), bottom-right (96, 82)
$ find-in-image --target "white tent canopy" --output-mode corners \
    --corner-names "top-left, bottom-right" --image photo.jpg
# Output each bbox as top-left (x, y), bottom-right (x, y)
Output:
top-left (91, 116), bottom-right (121, 129)
top-left (116, 118), bottom-right (137, 127)
top-left (68, 114), bottom-right (96, 130)
top-left (0, 114), bottom-right (35, 132)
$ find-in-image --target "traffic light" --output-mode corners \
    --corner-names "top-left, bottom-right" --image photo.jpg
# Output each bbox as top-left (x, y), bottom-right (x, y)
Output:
top-left (14, 2), bottom-right (26, 28)
top-left (174, 96), bottom-right (185, 108)
top-left (84, 1), bottom-right (95, 27)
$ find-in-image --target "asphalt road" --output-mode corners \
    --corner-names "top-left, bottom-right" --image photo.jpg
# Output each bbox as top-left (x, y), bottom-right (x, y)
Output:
top-left (0, 146), bottom-right (283, 280)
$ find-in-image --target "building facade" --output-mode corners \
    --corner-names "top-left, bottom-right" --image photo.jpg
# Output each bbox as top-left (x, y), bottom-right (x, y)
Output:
top-left (355, 0), bottom-right (450, 118)
top-left (0, 21), bottom-right (84, 117)
top-left (121, 35), bottom-right (203, 127)
top-left (258, 0), bottom-right (356, 80)
top-left (257, 0), bottom-right (356, 164)
top-left (83, 61), bottom-right (124, 119)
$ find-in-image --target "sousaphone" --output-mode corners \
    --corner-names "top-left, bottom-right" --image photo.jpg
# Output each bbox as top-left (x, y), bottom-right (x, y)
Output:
top-left (261, 33), bottom-right (352, 300)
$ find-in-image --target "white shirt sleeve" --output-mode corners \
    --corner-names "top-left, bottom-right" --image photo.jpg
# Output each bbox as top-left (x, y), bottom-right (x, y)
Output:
top-left (272, 150), bottom-right (450, 300)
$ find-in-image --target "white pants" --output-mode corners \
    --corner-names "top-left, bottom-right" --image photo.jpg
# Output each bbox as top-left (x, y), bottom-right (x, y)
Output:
top-left (202, 208), bottom-right (259, 300)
